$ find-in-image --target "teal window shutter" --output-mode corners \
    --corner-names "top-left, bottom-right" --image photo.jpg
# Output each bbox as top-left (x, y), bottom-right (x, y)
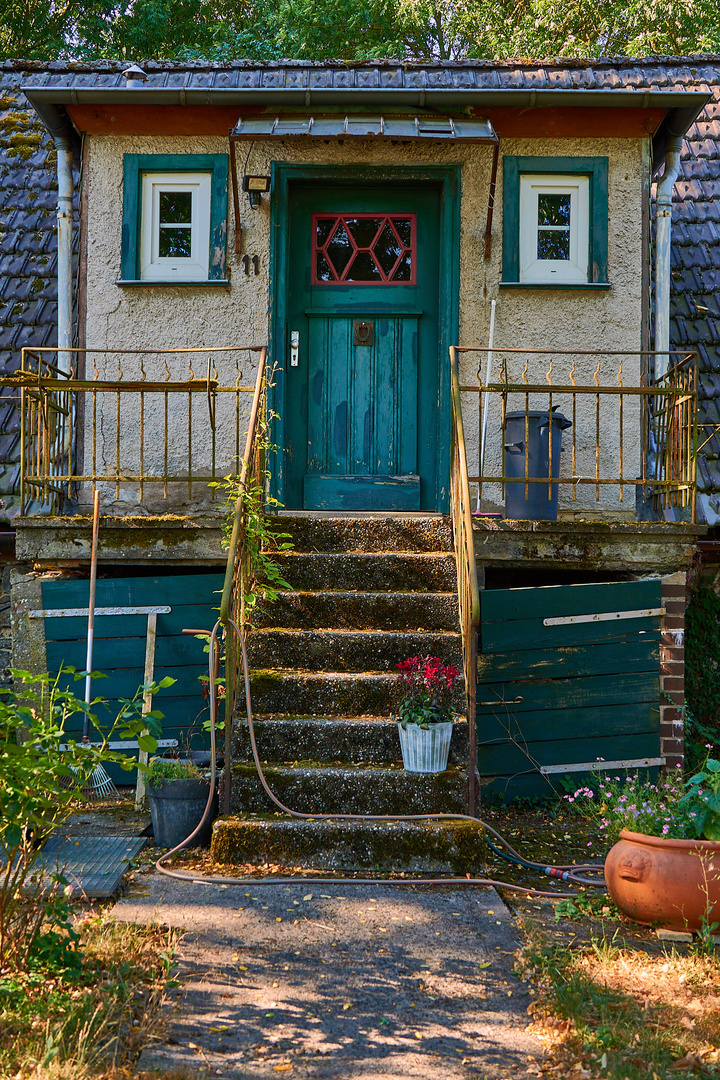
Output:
top-left (120, 154), bottom-right (228, 284)
top-left (501, 155), bottom-right (609, 288)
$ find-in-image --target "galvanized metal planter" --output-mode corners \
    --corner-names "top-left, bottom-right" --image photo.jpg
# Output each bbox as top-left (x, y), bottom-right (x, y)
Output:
top-left (397, 721), bottom-right (453, 774)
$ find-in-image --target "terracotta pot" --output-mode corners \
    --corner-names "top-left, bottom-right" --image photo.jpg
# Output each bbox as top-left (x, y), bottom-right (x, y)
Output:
top-left (605, 829), bottom-right (720, 931)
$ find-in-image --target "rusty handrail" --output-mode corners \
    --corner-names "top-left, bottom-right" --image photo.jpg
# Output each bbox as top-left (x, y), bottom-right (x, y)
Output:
top-left (217, 347), bottom-right (267, 814)
top-left (219, 346), bottom-right (267, 627)
top-left (449, 346), bottom-right (481, 816)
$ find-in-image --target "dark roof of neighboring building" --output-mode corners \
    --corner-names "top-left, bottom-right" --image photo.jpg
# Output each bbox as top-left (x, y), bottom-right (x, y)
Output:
top-left (669, 73), bottom-right (720, 518)
top-left (0, 70), bottom-right (60, 515)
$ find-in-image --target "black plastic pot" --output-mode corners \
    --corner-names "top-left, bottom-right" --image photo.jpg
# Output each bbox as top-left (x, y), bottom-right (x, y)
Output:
top-left (147, 777), bottom-right (218, 848)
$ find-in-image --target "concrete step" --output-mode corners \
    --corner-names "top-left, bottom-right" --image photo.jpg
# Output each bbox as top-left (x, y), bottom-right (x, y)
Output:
top-left (253, 591), bottom-right (459, 631)
top-left (248, 670), bottom-right (466, 716)
top-left (270, 514), bottom-right (452, 554)
top-left (273, 552), bottom-right (457, 593)
top-left (247, 629), bottom-right (462, 672)
top-left (211, 815), bottom-right (485, 873)
top-left (249, 670), bottom-right (395, 715)
top-left (228, 763), bottom-right (469, 816)
top-left (233, 716), bottom-right (470, 766)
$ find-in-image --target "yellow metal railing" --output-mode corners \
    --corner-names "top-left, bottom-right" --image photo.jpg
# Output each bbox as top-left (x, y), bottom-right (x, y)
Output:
top-left (454, 347), bottom-right (698, 521)
top-left (449, 347), bottom-right (481, 816)
top-left (16, 345), bottom-right (266, 514)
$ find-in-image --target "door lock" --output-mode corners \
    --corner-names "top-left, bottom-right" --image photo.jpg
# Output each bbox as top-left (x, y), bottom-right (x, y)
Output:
top-left (353, 320), bottom-right (374, 346)
top-left (290, 330), bottom-right (299, 367)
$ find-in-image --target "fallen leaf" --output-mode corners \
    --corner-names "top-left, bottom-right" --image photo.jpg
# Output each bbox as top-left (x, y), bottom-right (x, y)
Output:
top-left (276, 917), bottom-right (282, 922)
top-left (303, 894), bottom-right (313, 901)
top-left (478, 961), bottom-right (491, 969)
top-left (273, 1065), bottom-right (292, 1072)
top-left (679, 1016), bottom-right (696, 1030)
top-left (232, 954), bottom-right (239, 961)
top-left (415, 1032), bottom-right (422, 1039)
top-left (208, 1025), bottom-right (229, 1033)
top-left (343, 1003), bottom-right (352, 1010)
top-left (238, 965), bottom-right (248, 971)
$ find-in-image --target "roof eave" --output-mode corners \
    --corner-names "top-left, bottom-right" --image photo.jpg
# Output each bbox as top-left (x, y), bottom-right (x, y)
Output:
top-left (24, 85), bottom-right (710, 150)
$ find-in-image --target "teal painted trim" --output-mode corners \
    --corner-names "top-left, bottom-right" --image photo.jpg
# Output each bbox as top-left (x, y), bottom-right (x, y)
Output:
top-left (120, 153), bottom-right (228, 282)
top-left (268, 162), bottom-right (460, 513)
top-left (501, 155), bottom-right (609, 284)
top-left (116, 279), bottom-right (230, 287)
top-left (499, 282), bottom-right (611, 291)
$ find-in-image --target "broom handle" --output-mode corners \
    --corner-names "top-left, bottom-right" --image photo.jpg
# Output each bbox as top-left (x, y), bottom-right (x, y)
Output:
top-left (83, 490), bottom-right (101, 738)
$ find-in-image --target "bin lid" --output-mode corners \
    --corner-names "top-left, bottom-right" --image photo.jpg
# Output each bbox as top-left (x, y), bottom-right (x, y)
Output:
top-left (504, 410), bottom-right (572, 428)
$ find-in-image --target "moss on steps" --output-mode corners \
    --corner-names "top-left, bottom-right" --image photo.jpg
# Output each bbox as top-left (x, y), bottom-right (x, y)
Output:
top-left (211, 815), bottom-right (485, 873)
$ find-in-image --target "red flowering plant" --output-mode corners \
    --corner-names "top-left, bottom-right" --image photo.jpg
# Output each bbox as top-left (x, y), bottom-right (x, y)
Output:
top-left (394, 656), bottom-right (461, 729)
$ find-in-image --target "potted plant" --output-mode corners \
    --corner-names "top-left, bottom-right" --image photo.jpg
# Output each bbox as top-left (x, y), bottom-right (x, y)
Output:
top-left (566, 759), bottom-right (720, 932)
top-left (394, 656), bottom-right (460, 773)
top-left (147, 757), bottom-right (218, 849)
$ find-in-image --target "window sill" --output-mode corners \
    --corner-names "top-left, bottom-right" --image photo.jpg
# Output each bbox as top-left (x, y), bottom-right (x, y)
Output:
top-left (116, 279), bottom-right (230, 287)
top-left (499, 281), bottom-right (611, 290)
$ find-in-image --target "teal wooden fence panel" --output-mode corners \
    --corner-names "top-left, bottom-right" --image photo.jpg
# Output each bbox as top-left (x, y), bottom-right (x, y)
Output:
top-left (41, 573), bottom-right (224, 783)
top-left (477, 578), bottom-right (662, 801)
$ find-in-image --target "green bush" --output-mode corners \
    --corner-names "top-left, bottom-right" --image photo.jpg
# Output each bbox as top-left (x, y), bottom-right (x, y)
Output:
top-left (0, 668), bottom-right (172, 976)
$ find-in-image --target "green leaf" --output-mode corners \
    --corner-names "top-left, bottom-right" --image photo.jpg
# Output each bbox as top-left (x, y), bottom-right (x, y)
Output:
top-left (137, 734), bottom-right (158, 753)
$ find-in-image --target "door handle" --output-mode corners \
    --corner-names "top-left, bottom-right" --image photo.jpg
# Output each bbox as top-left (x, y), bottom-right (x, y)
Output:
top-left (290, 330), bottom-right (299, 368)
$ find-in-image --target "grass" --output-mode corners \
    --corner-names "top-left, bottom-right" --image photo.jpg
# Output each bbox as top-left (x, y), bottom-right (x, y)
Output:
top-left (517, 927), bottom-right (720, 1078)
top-left (481, 803), bottom-right (720, 1077)
top-left (0, 917), bottom-right (178, 1079)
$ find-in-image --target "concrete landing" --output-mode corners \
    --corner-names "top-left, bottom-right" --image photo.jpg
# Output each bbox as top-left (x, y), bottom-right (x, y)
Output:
top-left (113, 873), bottom-right (543, 1079)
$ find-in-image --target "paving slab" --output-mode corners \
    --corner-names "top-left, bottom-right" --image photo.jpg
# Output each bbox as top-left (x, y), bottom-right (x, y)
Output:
top-left (113, 873), bottom-right (543, 1079)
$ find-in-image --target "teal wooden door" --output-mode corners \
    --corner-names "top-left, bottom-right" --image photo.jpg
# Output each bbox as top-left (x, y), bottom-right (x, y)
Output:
top-left (284, 183), bottom-right (441, 511)
top-left (476, 579), bottom-right (663, 801)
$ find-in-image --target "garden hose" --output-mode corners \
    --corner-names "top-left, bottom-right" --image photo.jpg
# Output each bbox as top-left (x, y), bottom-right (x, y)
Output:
top-left (155, 619), bottom-right (607, 899)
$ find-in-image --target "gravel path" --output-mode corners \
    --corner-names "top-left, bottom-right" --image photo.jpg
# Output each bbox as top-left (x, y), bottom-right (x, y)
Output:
top-left (113, 874), bottom-right (543, 1079)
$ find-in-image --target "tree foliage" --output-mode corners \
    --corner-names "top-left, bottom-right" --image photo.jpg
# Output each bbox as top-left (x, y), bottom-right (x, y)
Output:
top-left (1, 0), bottom-right (718, 62)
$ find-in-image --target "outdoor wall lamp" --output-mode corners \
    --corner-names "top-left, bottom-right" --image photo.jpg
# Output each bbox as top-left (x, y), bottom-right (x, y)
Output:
top-left (242, 175), bottom-right (271, 209)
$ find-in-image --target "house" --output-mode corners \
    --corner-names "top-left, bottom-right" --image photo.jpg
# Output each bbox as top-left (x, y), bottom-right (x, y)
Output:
top-left (0, 57), bottom-right (715, 834)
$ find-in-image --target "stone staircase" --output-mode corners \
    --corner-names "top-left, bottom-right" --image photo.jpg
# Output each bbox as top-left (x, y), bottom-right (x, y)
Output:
top-left (211, 514), bottom-right (486, 874)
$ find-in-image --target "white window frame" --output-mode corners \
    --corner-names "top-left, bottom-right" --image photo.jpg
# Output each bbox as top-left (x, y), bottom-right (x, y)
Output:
top-left (140, 172), bottom-right (211, 282)
top-left (519, 174), bottom-right (590, 285)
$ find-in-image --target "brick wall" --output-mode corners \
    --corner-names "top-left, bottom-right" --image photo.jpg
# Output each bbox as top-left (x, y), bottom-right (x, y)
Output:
top-left (659, 571), bottom-right (686, 770)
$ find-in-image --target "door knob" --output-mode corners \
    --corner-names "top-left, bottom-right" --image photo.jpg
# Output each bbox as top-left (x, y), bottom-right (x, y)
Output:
top-left (290, 330), bottom-right (299, 367)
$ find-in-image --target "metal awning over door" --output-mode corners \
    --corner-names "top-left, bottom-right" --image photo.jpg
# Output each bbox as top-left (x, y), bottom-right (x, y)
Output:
top-left (231, 114), bottom-right (497, 142)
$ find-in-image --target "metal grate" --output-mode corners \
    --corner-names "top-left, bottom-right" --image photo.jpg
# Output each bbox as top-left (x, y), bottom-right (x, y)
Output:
top-left (39, 835), bottom-right (146, 898)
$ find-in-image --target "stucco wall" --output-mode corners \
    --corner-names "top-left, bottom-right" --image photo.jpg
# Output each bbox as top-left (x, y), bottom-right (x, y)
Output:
top-left (82, 133), bottom-right (647, 518)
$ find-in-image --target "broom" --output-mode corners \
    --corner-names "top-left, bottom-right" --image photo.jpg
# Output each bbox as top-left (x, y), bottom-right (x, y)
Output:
top-left (80, 491), bottom-right (121, 801)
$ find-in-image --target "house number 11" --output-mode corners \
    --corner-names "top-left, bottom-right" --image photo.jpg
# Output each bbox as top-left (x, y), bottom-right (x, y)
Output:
top-left (242, 255), bottom-right (260, 276)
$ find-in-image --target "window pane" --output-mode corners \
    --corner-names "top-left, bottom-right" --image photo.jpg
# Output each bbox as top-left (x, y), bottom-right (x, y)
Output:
top-left (326, 221), bottom-right (353, 276)
top-left (316, 252), bottom-right (334, 281)
top-left (159, 191), bottom-right (192, 225)
top-left (537, 193), bottom-right (570, 227)
top-left (393, 218), bottom-right (412, 247)
top-left (374, 222), bottom-right (403, 276)
top-left (346, 250), bottom-right (382, 281)
top-left (537, 230), bottom-right (570, 261)
top-left (316, 217), bottom-right (336, 247)
top-left (159, 226), bottom-right (192, 258)
top-left (345, 216), bottom-right (383, 247)
top-left (393, 253), bottom-right (412, 280)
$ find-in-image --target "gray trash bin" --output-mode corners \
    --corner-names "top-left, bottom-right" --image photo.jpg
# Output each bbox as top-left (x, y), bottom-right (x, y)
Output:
top-left (503, 410), bottom-right (572, 521)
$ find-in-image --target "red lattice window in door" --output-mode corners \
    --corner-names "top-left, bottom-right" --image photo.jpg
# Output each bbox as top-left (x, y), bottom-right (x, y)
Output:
top-left (313, 213), bottom-right (416, 284)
